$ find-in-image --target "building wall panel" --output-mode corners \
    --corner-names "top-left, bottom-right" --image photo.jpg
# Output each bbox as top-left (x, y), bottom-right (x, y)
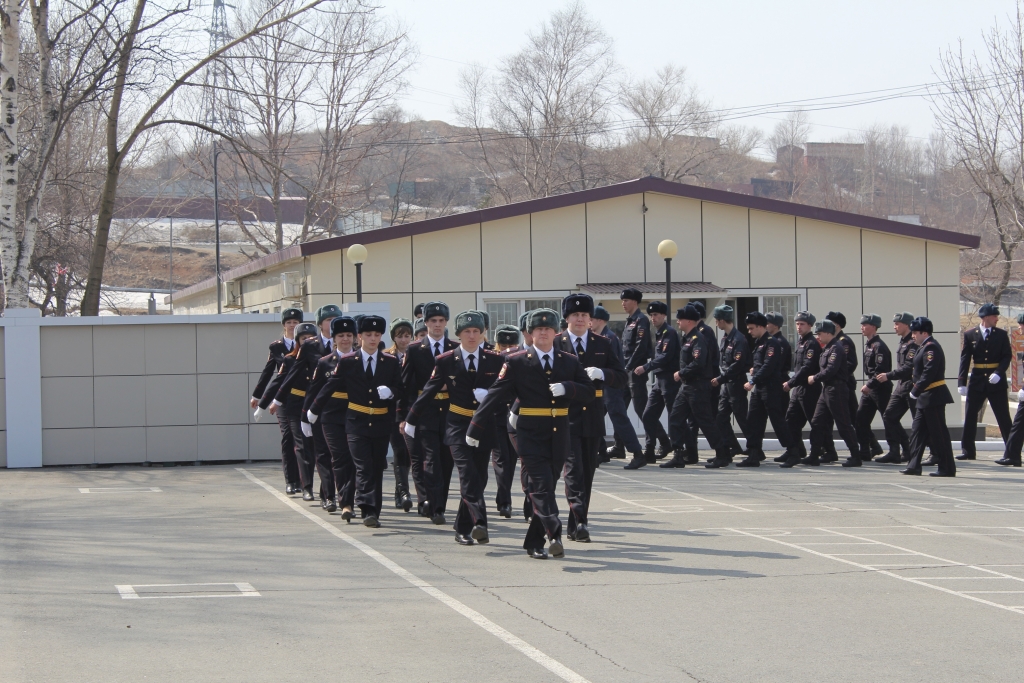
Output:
top-left (309, 251), bottom-right (342, 295)
top-left (144, 324), bottom-right (197, 375)
top-left (928, 286), bottom-right (961, 333)
top-left (343, 237), bottom-right (413, 295)
top-left (199, 424), bottom-right (248, 461)
top-left (481, 215), bottom-right (532, 291)
top-left (586, 195), bottom-right (645, 284)
top-left (146, 425), bottom-right (198, 462)
top-left (861, 287), bottom-right (928, 322)
top-left (94, 427), bottom-right (146, 464)
top-left (796, 218), bottom-right (861, 287)
top-left (198, 373), bottom-right (249, 425)
top-left (41, 326), bottom-right (93, 377)
top-left (249, 422), bottom-right (282, 460)
top-left (145, 375), bottom-right (197, 426)
top-left (41, 376), bottom-right (93, 429)
top-left (749, 210), bottom-right (796, 288)
top-left (412, 225), bottom-right (481, 293)
top-left (701, 202), bottom-right (749, 289)
top-left (93, 326), bottom-right (145, 376)
top-left (531, 204), bottom-right (587, 290)
top-left (927, 242), bottom-right (961, 286)
top-left (197, 324), bottom-right (250, 374)
top-left (643, 192), bottom-right (702, 282)
top-left (42, 428), bottom-right (94, 466)
top-left (94, 376), bottom-right (146, 428)
top-left (861, 231), bottom-right (926, 286)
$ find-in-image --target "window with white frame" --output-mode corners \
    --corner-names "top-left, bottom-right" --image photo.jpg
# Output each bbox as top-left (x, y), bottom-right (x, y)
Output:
top-left (485, 302), bottom-right (519, 341)
top-left (762, 294), bottom-right (800, 347)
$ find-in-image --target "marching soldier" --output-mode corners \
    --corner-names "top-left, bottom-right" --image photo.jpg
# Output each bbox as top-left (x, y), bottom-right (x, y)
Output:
top-left (469, 309), bottom-right (595, 559)
top-left (901, 317), bottom-right (956, 476)
top-left (958, 303), bottom-right (1013, 460)
top-left (637, 301), bottom-right (677, 463)
top-left (996, 313), bottom-right (1024, 467)
top-left (386, 318), bottom-right (415, 512)
top-left (669, 304), bottom-right (731, 468)
top-left (251, 307), bottom-right (303, 493)
top-left (779, 312), bottom-right (821, 467)
top-left (316, 304), bottom-right (343, 354)
top-left (595, 306), bottom-right (644, 463)
top-left (711, 305), bottom-right (750, 462)
top-left (821, 311), bottom-right (861, 462)
top-left (739, 312), bottom-right (793, 467)
top-left (806, 320), bottom-right (864, 467)
top-left (856, 314), bottom-right (892, 462)
top-left (876, 313), bottom-right (918, 464)
top-left (620, 288), bottom-right (652, 433)
top-left (310, 315), bottom-right (404, 526)
top-left (491, 324), bottom-right (522, 516)
top-left (406, 311), bottom-right (504, 545)
top-left (414, 318), bottom-right (427, 341)
top-left (766, 313), bottom-right (792, 375)
top-left (557, 294), bottom-right (628, 542)
top-left (399, 301), bottom-right (458, 523)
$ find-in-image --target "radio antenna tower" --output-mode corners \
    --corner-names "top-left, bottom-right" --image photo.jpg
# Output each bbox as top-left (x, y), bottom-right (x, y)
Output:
top-left (201, 0), bottom-right (239, 133)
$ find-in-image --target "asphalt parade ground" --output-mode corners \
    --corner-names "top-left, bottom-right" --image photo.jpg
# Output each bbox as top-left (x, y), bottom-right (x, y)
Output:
top-left (3, 454), bottom-right (1023, 683)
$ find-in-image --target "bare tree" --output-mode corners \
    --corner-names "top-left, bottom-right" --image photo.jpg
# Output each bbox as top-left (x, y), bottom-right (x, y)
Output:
top-left (767, 110), bottom-right (810, 198)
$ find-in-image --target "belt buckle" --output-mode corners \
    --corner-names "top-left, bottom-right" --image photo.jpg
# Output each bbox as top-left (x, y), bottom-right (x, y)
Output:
top-left (551, 408), bottom-right (558, 417)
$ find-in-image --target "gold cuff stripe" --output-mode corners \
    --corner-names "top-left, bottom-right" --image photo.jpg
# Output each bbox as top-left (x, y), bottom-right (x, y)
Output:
top-left (290, 388), bottom-right (306, 397)
top-left (331, 392), bottom-right (348, 399)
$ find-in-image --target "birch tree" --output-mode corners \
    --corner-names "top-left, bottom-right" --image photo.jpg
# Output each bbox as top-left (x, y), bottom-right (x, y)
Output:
top-left (0, 0), bottom-right (21, 307)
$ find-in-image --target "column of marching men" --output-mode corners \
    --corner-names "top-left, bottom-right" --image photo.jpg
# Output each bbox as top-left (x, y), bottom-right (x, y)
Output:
top-left (249, 294), bottom-right (1024, 560)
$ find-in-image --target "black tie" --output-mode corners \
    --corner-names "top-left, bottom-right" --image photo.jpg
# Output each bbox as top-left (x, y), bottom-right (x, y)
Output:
top-left (365, 355), bottom-right (373, 380)
top-left (433, 342), bottom-right (440, 357)
top-left (467, 353), bottom-right (476, 373)
top-left (326, 340), bottom-right (331, 351)
top-left (543, 354), bottom-right (552, 373)
top-left (575, 338), bottom-right (584, 357)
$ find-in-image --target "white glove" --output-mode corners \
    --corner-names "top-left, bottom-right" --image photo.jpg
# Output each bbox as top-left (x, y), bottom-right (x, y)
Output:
top-left (1018, 389), bottom-right (1024, 402)
top-left (306, 410), bottom-right (318, 424)
top-left (473, 388), bottom-right (488, 402)
top-left (253, 407), bottom-right (266, 421)
top-left (508, 412), bottom-right (518, 429)
top-left (300, 422), bottom-right (312, 438)
top-left (466, 435), bottom-right (480, 447)
top-left (958, 386), bottom-right (968, 396)
top-left (404, 422), bottom-right (416, 438)
top-left (586, 367), bottom-right (604, 381)
top-left (377, 385), bottom-right (393, 399)
top-left (989, 373), bottom-right (1001, 385)
top-left (910, 393), bottom-right (919, 400)
top-left (549, 383), bottom-right (566, 397)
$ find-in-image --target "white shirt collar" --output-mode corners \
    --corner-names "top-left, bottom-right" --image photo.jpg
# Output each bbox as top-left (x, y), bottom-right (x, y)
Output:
top-left (360, 348), bottom-right (376, 368)
top-left (460, 345), bottom-right (479, 369)
top-left (335, 347), bottom-right (349, 359)
top-left (535, 347), bottom-right (553, 362)
top-left (427, 334), bottom-right (445, 346)
top-left (567, 331), bottom-right (587, 351)
top-left (283, 337), bottom-right (295, 350)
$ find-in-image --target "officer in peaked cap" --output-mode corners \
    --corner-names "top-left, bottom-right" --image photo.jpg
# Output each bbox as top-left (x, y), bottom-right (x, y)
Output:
top-left (876, 312), bottom-right (918, 464)
top-left (710, 305), bottom-right (751, 464)
top-left (958, 303), bottom-right (1013, 460)
top-left (996, 313), bottom-right (1024, 466)
top-left (317, 304), bottom-right (344, 354)
top-left (619, 288), bottom-right (653, 447)
top-left (556, 293), bottom-right (628, 542)
top-left (399, 300), bottom-right (458, 522)
top-left (856, 314), bottom-right (892, 462)
top-left (780, 311), bottom-right (821, 467)
top-left (635, 301), bottom-right (678, 464)
top-left (469, 308), bottom-right (595, 559)
top-left (901, 317), bottom-right (955, 476)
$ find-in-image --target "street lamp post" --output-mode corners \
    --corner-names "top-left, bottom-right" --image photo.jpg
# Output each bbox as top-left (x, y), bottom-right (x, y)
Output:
top-left (213, 140), bottom-right (222, 314)
top-left (168, 215), bottom-right (174, 313)
top-left (657, 239), bottom-right (678, 312)
top-left (347, 243), bottom-right (367, 303)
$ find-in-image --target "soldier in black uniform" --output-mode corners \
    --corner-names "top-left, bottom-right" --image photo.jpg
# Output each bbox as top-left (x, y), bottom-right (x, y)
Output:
top-left (311, 315), bottom-right (404, 526)
top-left (876, 313), bottom-right (918, 464)
top-left (818, 312), bottom-right (861, 462)
top-left (414, 317), bottom-right (427, 340)
top-left (901, 317), bottom-right (956, 476)
top-left (469, 309), bottom-right (595, 559)
top-left (302, 316), bottom-right (356, 512)
top-left (855, 314), bottom-right (892, 462)
top-left (406, 311), bottom-right (503, 545)
top-left (668, 304), bottom-right (730, 468)
top-left (739, 312), bottom-right (794, 467)
top-left (315, 304), bottom-right (343, 354)
top-left (958, 303), bottom-right (1013, 460)
top-left (386, 318), bottom-right (415, 512)
top-left (807, 320), bottom-right (865, 467)
top-left (491, 325), bottom-right (521, 515)
top-left (779, 312), bottom-right (821, 467)
top-left (620, 287), bottom-right (652, 434)
top-left (556, 294), bottom-right (628, 541)
top-left (691, 301), bottom-right (720, 418)
top-left (766, 312), bottom-right (792, 376)
top-left (712, 305), bottom-right (750, 461)
top-left (398, 301), bottom-right (458, 523)
top-left (251, 308), bottom-right (303, 493)
top-left (636, 301), bottom-right (677, 463)
top-left (598, 305), bottom-right (644, 463)
top-left (996, 313), bottom-right (1024, 467)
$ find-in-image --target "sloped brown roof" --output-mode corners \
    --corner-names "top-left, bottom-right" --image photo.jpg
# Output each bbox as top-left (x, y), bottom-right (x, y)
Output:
top-left (579, 282), bottom-right (727, 296)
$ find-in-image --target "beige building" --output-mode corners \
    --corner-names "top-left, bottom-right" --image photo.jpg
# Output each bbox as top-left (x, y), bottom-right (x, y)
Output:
top-left (172, 176), bottom-right (977, 425)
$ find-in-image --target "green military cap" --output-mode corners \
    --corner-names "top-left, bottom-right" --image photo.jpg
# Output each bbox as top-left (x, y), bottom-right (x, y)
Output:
top-left (390, 317), bottom-right (413, 336)
top-left (712, 305), bottom-right (733, 322)
top-left (893, 312), bottom-right (914, 325)
top-left (766, 311), bottom-right (784, 327)
top-left (814, 320), bottom-right (836, 335)
top-left (414, 317), bottom-right (426, 335)
top-left (528, 309), bottom-right (560, 332)
top-left (495, 324), bottom-right (520, 345)
top-left (795, 311), bottom-right (815, 324)
top-left (860, 314), bottom-right (882, 328)
top-left (317, 304), bottom-right (343, 325)
top-left (476, 310), bottom-right (490, 329)
top-left (455, 310), bottom-right (486, 335)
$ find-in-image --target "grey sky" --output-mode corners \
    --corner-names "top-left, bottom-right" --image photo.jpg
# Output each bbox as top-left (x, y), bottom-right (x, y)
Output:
top-left (382, 0), bottom-right (1015, 147)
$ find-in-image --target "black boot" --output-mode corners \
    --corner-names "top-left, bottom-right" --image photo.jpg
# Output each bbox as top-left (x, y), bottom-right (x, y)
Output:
top-left (656, 438), bottom-right (673, 459)
top-left (624, 452), bottom-right (647, 469)
top-left (876, 446), bottom-right (902, 464)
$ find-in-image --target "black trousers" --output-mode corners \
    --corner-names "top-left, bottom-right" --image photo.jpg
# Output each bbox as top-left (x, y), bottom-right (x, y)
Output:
top-left (286, 414), bottom-right (315, 492)
top-left (856, 385), bottom-right (892, 456)
top-left (882, 389), bottom-right (915, 456)
top-left (629, 373), bottom-right (650, 444)
top-left (810, 384), bottom-right (861, 458)
top-left (824, 381), bottom-right (861, 455)
top-left (419, 428), bottom-right (455, 516)
top-left (519, 427), bottom-right (568, 550)
top-left (450, 441), bottom-right (490, 535)
top-left (348, 433), bottom-right (389, 517)
top-left (276, 412), bottom-right (300, 487)
top-left (606, 386), bottom-right (643, 454)
top-left (321, 422), bottom-right (355, 509)
top-left (403, 432), bottom-right (430, 507)
top-left (962, 379), bottom-right (1013, 456)
top-left (1001, 403), bottom-right (1024, 464)
top-left (716, 382), bottom-right (750, 453)
top-left (312, 421), bottom-right (335, 501)
top-left (784, 385), bottom-right (820, 458)
top-left (747, 386), bottom-right (792, 455)
top-left (491, 430), bottom-right (516, 509)
top-left (642, 378), bottom-right (678, 451)
top-left (669, 381), bottom-right (724, 456)
top-left (564, 435), bottom-right (601, 534)
top-left (906, 403), bottom-right (955, 474)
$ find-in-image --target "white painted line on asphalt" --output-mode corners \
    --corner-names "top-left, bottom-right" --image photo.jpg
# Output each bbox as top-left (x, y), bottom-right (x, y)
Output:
top-left (238, 468), bottom-right (592, 683)
top-left (80, 487), bottom-right (162, 493)
top-left (887, 483), bottom-right (1017, 512)
top-left (588, 490), bottom-right (672, 512)
top-left (116, 583), bottom-right (260, 599)
top-left (596, 470), bottom-right (753, 511)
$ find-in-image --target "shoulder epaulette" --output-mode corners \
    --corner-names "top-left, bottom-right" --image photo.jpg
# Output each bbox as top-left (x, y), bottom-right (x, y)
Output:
top-left (481, 348), bottom-right (502, 356)
top-left (508, 350), bottom-right (529, 358)
top-left (380, 351), bottom-right (396, 359)
top-left (436, 349), bottom-right (455, 360)
top-left (339, 351), bottom-right (359, 359)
